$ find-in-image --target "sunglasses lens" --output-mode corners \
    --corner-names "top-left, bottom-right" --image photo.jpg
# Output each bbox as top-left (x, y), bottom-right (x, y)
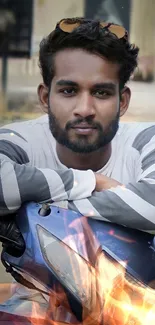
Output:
top-left (108, 25), bottom-right (126, 39)
top-left (100, 22), bottom-right (109, 28)
top-left (58, 19), bottom-right (127, 39)
top-left (59, 20), bottom-right (81, 33)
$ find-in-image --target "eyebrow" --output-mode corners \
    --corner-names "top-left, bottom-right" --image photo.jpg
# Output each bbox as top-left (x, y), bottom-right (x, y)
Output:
top-left (56, 80), bottom-right (117, 90)
top-left (92, 82), bottom-right (116, 90)
top-left (56, 80), bottom-right (78, 87)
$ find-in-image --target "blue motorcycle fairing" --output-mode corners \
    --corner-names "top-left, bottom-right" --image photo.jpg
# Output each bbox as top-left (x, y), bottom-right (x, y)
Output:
top-left (2, 202), bottom-right (155, 315)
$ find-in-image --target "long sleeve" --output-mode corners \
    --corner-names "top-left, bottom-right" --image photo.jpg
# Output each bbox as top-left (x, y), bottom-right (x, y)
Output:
top-left (0, 128), bottom-right (96, 215)
top-left (68, 126), bottom-right (155, 233)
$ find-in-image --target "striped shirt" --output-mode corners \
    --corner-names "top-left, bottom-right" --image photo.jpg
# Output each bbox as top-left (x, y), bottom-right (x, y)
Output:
top-left (0, 114), bottom-right (155, 232)
top-left (1, 114), bottom-right (155, 319)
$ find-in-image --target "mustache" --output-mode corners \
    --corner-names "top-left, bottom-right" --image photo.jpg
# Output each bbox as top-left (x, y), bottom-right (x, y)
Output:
top-left (66, 118), bottom-right (102, 130)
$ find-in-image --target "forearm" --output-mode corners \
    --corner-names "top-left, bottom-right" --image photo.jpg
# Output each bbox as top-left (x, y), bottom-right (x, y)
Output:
top-left (68, 180), bottom-right (155, 233)
top-left (95, 173), bottom-right (122, 190)
top-left (0, 158), bottom-right (96, 215)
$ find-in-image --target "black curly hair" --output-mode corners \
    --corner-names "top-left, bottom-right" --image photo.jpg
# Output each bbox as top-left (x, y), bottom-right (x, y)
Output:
top-left (39, 18), bottom-right (139, 89)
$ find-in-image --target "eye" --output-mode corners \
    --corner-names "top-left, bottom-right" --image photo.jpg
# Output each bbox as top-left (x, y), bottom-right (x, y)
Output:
top-left (92, 90), bottom-right (111, 98)
top-left (59, 88), bottom-right (77, 96)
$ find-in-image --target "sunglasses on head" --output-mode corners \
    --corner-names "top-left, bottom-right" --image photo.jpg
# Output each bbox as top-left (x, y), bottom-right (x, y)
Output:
top-left (56, 18), bottom-right (128, 40)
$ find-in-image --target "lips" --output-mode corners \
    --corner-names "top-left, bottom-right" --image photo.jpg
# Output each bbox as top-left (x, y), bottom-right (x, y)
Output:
top-left (71, 124), bottom-right (97, 135)
top-left (72, 124), bottom-right (96, 129)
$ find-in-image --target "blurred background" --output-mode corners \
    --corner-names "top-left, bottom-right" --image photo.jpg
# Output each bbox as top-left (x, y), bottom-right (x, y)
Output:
top-left (0, 0), bottom-right (155, 126)
top-left (0, 0), bottom-right (155, 300)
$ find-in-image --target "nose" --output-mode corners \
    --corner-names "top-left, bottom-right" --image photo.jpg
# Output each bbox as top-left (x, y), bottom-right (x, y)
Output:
top-left (73, 92), bottom-right (95, 118)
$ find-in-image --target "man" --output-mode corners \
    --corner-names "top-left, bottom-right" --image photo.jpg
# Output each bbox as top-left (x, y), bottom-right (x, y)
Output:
top-left (0, 17), bottom-right (155, 319)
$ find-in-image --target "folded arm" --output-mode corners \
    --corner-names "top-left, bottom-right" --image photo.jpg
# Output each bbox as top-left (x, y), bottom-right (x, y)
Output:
top-left (0, 128), bottom-right (95, 215)
top-left (1, 124), bottom-right (155, 233)
top-left (68, 128), bottom-right (155, 233)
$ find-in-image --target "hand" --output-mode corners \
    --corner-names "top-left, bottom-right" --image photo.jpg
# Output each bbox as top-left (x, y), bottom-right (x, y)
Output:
top-left (95, 173), bottom-right (122, 192)
top-left (0, 216), bottom-right (25, 257)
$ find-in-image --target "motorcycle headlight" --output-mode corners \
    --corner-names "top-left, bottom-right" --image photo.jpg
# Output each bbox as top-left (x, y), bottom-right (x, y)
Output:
top-left (37, 225), bottom-right (154, 320)
top-left (37, 225), bottom-right (93, 309)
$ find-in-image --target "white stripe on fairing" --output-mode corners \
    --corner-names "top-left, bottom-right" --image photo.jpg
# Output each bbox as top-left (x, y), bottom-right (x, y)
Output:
top-left (109, 186), bottom-right (155, 224)
top-left (1, 160), bottom-right (21, 210)
top-left (38, 168), bottom-right (68, 201)
top-left (140, 164), bottom-right (155, 179)
top-left (73, 198), bottom-right (108, 221)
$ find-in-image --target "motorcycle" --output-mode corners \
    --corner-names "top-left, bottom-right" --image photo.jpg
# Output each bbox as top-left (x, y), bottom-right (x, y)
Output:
top-left (1, 202), bottom-right (155, 324)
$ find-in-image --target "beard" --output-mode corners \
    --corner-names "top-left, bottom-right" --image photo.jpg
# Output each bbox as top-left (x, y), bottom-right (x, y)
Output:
top-left (48, 109), bottom-right (119, 154)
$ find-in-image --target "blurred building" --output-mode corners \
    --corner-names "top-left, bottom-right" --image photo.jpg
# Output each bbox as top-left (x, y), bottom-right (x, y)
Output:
top-left (0, 0), bottom-right (84, 116)
top-left (0, 0), bottom-right (84, 89)
top-left (0, 0), bottom-right (154, 121)
top-left (130, 0), bottom-right (155, 82)
top-left (85, 0), bottom-right (131, 31)
top-left (32, 0), bottom-right (84, 54)
top-left (1, 0), bottom-right (155, 88)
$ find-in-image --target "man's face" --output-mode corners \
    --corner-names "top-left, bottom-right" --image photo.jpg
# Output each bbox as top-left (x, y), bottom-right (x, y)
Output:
top-left (39, 49), bottom-right (130, 153)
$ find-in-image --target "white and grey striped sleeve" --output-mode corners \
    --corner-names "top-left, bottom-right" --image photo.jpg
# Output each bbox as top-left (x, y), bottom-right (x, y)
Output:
top-left (0, 128), bottom-right (96, 215)
top-left (68, 126), bottom-right (155, 233)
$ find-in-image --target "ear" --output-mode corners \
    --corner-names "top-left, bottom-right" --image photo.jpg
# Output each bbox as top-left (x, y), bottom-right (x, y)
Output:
top-left (37, 83), bottom-right (49, 114)
top-left (119, 86), bottom-right (131, 117)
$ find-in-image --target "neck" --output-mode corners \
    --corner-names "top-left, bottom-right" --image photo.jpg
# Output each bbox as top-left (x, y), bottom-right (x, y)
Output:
top-left (56, 143), bottom-right (112, 171)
